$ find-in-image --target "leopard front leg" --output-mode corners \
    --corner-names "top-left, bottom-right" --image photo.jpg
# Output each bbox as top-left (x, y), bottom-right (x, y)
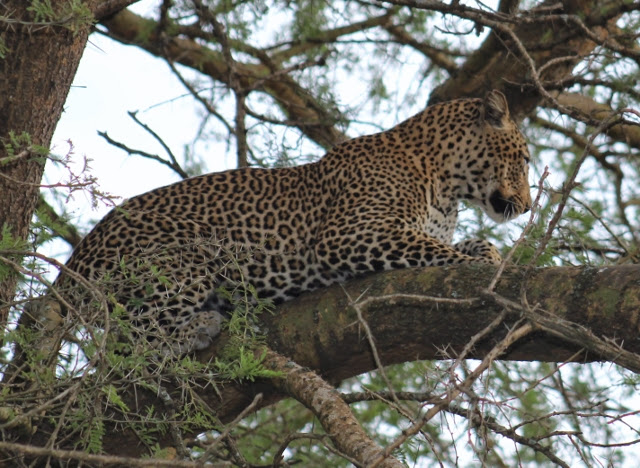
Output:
top-left (453, 239), bottom-right (502, 265)
top-left (314, 222), bottom-right (501, 275)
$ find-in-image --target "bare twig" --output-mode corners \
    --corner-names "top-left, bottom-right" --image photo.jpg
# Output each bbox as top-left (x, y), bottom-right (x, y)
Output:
top-left (487, 166), bottom-right (550, 292)
top-left (370, 321), bottom-right (534, 467)
top-left (200, 393), bottom-right (263, 461)
top-left (0, 441), bottom-right (203, 467)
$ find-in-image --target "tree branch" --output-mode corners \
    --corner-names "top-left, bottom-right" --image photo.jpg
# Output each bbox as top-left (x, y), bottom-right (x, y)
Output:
top-left (389, 0), bottom-right (622, 119)
top-left (99, 9), bottom-right (347, 149)
top-left (11, 263), bottom-right (640, 460)
top-left (264, 349), bottom-right (404, 468)
top-left (247, 264), bottom-right (640, 382)
top-left (92, 0), bottom-right (140, 21)
top-left (552, 92), bottom-right (640, 151)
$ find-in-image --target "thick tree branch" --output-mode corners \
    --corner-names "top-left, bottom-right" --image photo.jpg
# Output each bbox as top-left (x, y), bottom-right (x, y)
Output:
top-left (264, 349), bottom-right (404, 468)
top-left (16, 264), bottom-right (639, 460)
top-left (393, 0), bottom-right (621, 119)
top-left (92, 0), bottom-right (140, 20)
top-left (552, 92), bottom-right (640, 151)
top-left (249, 264), bottom-right (640, 380)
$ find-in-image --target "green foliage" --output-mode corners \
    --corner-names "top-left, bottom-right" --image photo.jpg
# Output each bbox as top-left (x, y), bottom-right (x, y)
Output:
top-left (101, 384), bottom-right (130, 413)
top-left (31, 205), bottom-right (74, 249)
top-left (27, 0), bottom-right (94, 33)
top-left (0, 224), bottom-right (28, 254)
top-left (510, 202), bottom-right (559, 266)
top-left (290, 0), bottom-right (328, 39)
top-left (0, 131), bottom-right (49, 166)
top-left (213, 282), bottom-right (282, 382)
top-left (214, 346), bottom-right (280, 381)
top-left (0, 224), bottom-right (29, 283)
top-left (86, 417), bottom-right (105, 454)
top-left (26, 0), bottom-right (55, 23)
top-left (0, 37), bottom-right (8, 59)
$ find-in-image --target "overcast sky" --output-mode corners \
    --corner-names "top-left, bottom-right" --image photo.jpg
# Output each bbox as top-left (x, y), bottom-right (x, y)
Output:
top-left (48, 1), bottom-right (229, 225)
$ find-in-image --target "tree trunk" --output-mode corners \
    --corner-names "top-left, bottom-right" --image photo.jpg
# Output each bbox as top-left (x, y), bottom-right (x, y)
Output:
top-left (0, 0), bottom-right (138, 331)
top-left (0, 1), bottom-right (97, 328)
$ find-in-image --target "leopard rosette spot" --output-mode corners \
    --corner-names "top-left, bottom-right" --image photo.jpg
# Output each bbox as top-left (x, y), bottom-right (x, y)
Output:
top-left (51, 89), bottom-right (531, 353)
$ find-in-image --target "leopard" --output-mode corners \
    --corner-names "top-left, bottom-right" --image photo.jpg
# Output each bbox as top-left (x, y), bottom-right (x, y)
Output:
top-left (46, 89), bottom-right (532, 354)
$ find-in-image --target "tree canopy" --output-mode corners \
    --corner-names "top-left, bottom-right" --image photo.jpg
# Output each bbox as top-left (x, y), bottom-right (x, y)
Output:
top-left (1, 0), bottom-right (640, 466)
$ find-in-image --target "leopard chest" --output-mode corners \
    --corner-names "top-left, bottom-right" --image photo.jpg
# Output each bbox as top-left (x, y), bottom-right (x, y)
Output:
top-left (422, 203), bottom-right (458, 244)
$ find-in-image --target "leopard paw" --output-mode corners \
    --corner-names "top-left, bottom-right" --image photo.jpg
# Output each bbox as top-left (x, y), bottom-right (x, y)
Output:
top-left (454, 239), bottom-right (502, 265)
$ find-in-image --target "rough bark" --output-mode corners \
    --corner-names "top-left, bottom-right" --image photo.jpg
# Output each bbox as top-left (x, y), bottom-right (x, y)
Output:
top-left (17, 264), bottom-right (640, 460)
top-left (0, 0), bottom-right (138, 332)
top-left (0, 1), bottom-right (88, 327)
top-left (553, 91), bottom-right (640, 150)
top-left (264, 349), bottom-right (404, 468)
top-left (244, 263), bottom-right (640, 378)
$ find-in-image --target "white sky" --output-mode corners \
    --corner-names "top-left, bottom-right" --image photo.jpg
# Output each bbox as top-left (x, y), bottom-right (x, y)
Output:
top-left (49, 36), bottom-right (195, 215)
top-left (48, 1), bottom-right (234, 230)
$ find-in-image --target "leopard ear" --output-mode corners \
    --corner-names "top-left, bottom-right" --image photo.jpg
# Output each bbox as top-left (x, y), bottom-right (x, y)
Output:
top-left (482, 89), bottom-right (510, 128)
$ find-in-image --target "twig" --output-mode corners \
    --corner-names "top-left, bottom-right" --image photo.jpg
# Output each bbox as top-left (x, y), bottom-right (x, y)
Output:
top-left (487, 166), bottom-right (550, 293)
top-left (200, 393), bottom-right (263, 461)
top-left (486, 291), bottom-right (640, 374)
top-left (370, 321), bottom-right (534, 467)
top-left (0, 441), bottom-right (203, 467)
top-left (97, 130), bottom-right (189, 180)
top-left (272, 432), bottom-right (362, 467)
top-left (349, 288), bottom-right (409, 419)
top-left (165, 59), bottom-right (236, 138)
top-left (156, 383), bottom-right (189, 459)
top-left (526, 115), bottom-right (624, 269)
